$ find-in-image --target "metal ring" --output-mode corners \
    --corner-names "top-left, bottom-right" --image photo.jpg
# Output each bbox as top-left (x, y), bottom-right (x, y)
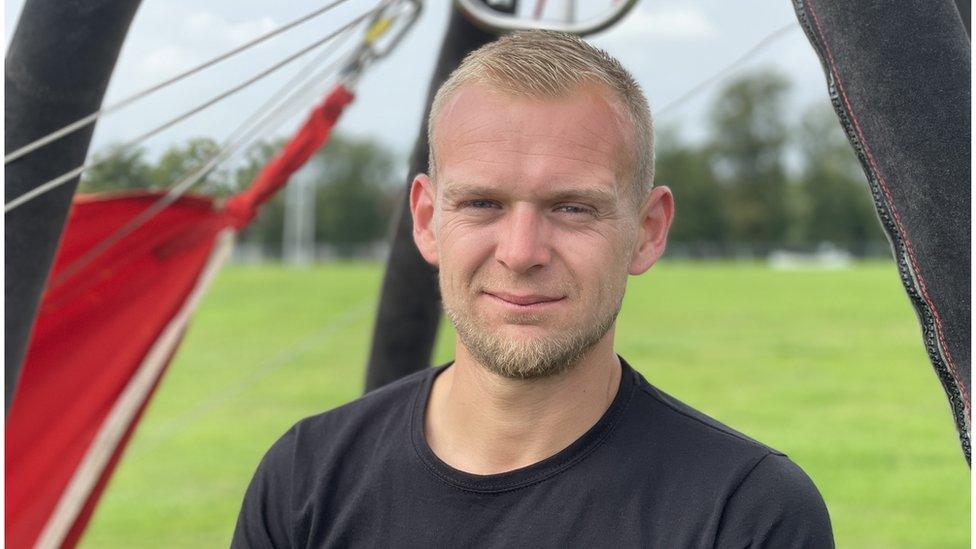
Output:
top-left (454, 0), bottom-right (641, 36)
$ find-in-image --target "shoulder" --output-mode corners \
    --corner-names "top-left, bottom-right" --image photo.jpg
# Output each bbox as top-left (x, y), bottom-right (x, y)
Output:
top-left (618, 361), bottom-right (832, 546)
top-left (629, 369), bottom-right (783, 460)
top-left (232, 366), bottom-right (436, 547)
top-left (731, 453), bottom-right (829, 513)
top-left (714, 453), bottom-right (833, 548)
top-left (273, 365), bottom-right (435, 465)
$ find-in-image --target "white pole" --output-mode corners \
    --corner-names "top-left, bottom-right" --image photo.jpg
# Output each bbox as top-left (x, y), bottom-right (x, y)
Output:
top-left (284, 165), bottom-right (315, 265)
top-left (563, 0), bottom-right (575, 23)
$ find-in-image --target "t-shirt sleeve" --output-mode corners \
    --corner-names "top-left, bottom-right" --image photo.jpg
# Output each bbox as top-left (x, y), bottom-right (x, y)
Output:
top-left (231, 429), bottom-right (297, 549)
top-left (714, 452), bottom-right (834, 549)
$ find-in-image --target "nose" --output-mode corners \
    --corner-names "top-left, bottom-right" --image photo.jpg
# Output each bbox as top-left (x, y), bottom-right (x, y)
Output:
top-left (494, 204), bottom-right (551, 274)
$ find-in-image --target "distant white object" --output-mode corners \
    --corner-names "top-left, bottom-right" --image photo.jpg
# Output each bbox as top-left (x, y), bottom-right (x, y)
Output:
top-left (284, 165), bottom-right (316, 266)
top-left (230, 242), bottom-right (267, 264)
top-left (768, 243), bottom-right (854, 270)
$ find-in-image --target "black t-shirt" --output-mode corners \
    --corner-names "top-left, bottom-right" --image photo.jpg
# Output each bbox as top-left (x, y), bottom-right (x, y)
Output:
top-left (232, 357), bottom-right (833, 548)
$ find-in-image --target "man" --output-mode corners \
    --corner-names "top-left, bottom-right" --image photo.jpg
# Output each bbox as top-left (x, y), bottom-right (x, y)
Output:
top-left (233, 31), bottom-right (833, 548)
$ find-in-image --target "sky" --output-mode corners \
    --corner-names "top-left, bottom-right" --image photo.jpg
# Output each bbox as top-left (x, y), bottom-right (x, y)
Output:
top-left (4, 0), bottom-right (831, 180)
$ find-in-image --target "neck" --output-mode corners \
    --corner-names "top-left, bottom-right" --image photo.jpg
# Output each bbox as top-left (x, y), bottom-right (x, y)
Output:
top-left (424, 333), bottom-right (622, 475)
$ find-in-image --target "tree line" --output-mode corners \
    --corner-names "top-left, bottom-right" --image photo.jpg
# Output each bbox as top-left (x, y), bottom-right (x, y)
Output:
top-left (660, 69), bottom-right (886, 258)
top-left (80, 132), bottom-right (400, 259)
top-left (80, 69), bottom-right (888, 260)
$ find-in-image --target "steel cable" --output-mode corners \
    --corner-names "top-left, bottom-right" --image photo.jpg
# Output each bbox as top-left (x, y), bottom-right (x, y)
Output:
top-left (5, 2), bottom-right (387, 213)
top-left (656, 23), bottom-right (797, 119)
top-left (46, 19), bottom-right (368, 289)
top-left (4, 0), bottom-right (355, 165)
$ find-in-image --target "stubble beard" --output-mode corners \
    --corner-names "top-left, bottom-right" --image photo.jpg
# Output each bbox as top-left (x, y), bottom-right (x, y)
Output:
top-left (443, 283), bottom-right (624, 380)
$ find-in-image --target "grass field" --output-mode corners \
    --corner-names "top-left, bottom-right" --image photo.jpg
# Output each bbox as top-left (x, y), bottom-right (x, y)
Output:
top-left (79, 261), bottom-right (970, 548)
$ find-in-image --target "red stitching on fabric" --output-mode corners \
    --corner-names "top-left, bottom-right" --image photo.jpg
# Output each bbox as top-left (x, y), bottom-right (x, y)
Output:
top-left (807, 0), bottom-right (970, 415)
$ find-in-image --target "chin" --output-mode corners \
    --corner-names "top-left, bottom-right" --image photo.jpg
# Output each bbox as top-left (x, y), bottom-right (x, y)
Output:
top-left (461, 323), bottom-right (599, 378)
top-left (475, 341), bottom-right (593, 380)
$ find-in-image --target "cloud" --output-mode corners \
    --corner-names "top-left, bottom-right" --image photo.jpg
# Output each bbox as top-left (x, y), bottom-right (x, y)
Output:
top-left (132, 10), bottom-right (278, 84)
top-left (183, 11), bottom-right (277, 46)
top-left (610, 5), bottom-right (718, 42)
top-left (139, 45), bottom-right (196, 79)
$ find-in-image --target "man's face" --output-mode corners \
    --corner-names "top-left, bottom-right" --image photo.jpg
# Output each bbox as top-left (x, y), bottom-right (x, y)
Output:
top-left (412, 83), bottom-right (671, 379)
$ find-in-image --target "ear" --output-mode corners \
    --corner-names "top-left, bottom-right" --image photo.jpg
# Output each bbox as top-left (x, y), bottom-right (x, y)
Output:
top-left (410, 173), bottom-right (439, 266)
top-left (630, 185), bottom-right (674, 275)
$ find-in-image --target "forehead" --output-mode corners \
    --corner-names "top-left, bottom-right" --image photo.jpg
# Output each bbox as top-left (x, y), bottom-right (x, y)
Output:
top-left (433, 82), bottom-right (633, 195)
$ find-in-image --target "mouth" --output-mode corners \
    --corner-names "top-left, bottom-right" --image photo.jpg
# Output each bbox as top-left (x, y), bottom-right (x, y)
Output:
top-left (482, 291), bottom-right (565, 309)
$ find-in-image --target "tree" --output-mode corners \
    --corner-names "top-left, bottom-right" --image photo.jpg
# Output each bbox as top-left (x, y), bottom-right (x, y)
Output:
top-left (234, 139), bottom-right (287, 252)
top-left (234, 134), bottom-right (399, 258)
top-left (654, 127), bottom-right (727, 255)
top-left (79, 132), bottom-right (405, 259)
top-left (79, 145), bottom-right (154, 193)
top-left (150, 137), bottom-right (232, 196)
top-left (709, 70), bottom-right (792, 251)
top-left (311, 135), bottom-right (398, 257)
top-left (796, 104), bottom-right (886, 254)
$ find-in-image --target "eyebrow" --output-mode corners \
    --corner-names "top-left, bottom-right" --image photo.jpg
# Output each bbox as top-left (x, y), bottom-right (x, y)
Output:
top-left (441, 183), bottom-right (618, 206)
top-left (547, 187), bottom-right (618, 206)
top-left (441, 184), bottom-right (501, 205)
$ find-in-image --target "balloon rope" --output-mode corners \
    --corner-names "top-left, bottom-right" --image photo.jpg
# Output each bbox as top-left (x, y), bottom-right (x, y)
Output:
top-left (124, 299), bottom-right (375, 464)
top-left (4, 0), bottom-right (356, 165)
top-left (5, 3), bottom-right (385, 213)
top-left (656, 23), bottom-right (797, 119)
top-left (47, 26), bottom-right (364, 289)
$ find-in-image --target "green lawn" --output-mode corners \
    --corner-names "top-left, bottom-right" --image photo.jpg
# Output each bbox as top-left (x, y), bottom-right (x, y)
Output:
top-left (80, 261), bottom-right (970, 548)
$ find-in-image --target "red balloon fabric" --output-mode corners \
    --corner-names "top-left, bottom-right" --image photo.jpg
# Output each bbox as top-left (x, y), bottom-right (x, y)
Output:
top-left (6, 192), bottom-right (229, 549)
top-left (5, 85), bottom-right (354, 549)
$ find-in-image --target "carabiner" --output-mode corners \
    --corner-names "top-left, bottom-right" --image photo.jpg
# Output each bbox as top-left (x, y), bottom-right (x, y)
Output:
top-left (339, 0), bottom-right (422, 88)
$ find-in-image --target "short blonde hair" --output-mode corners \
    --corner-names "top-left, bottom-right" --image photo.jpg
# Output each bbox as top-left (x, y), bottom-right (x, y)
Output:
top-left (427, 30), bottom-right (654, 199)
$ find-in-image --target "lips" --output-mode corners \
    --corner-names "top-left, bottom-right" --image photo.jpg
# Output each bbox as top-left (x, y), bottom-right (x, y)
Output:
top-left (483, 291), bottom-right (564, 306)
